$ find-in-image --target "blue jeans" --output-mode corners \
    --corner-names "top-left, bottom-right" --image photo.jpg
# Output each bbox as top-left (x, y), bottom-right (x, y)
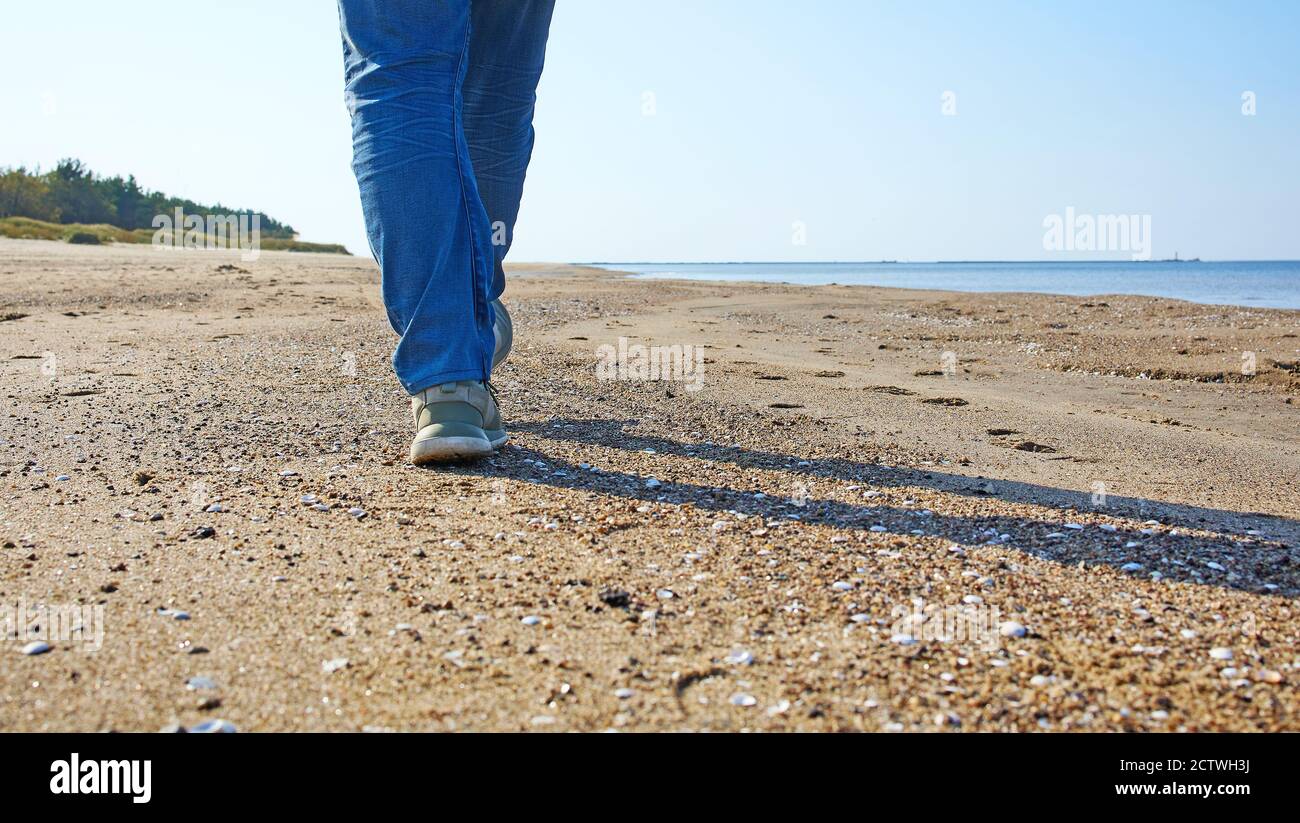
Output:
top-left (338, 0), bottom-right (554, 393)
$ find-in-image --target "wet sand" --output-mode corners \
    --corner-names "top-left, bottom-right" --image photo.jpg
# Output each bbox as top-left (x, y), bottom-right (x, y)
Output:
top-left (1, 238), bottom-right (1297, 731)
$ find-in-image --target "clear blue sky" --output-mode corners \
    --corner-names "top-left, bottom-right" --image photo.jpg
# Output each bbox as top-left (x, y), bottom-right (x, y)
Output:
top-left (4, 0), bottom-right (1297, 261)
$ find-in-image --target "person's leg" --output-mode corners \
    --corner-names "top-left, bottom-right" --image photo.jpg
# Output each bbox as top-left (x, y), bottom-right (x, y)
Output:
top-left (462, 0), bottom-right (556, 302)
top-left (338, 0), bottom-right (496, 394)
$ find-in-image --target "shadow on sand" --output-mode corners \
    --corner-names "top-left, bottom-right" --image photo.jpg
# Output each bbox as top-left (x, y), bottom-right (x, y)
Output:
top-left (439, 417), bottom-right (1298, 598)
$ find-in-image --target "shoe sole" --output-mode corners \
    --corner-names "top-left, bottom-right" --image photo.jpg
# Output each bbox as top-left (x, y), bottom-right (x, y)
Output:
top-left (410, 435), bottom-right (494, 465)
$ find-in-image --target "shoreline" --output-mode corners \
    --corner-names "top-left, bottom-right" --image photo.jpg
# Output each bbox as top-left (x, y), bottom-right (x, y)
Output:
top-left (579, 261), bottom-right (1300, 312)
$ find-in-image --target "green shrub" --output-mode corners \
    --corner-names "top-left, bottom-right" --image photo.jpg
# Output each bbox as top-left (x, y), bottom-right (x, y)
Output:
top-left (67, 231), bottom-right (102, 245)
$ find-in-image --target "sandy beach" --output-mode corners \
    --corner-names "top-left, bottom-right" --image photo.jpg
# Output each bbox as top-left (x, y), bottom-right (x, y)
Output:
top-left (1, 238), bottom-right (1297, 731)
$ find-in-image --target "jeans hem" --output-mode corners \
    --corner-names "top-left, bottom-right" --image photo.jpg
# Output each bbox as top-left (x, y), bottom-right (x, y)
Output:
top-left (403, 367), bottom-right (489, 397)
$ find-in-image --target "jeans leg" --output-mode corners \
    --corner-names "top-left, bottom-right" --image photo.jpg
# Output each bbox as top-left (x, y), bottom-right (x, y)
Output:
top-left (338, 0), bottom-right (497, 394)
top-left (463, 0), bottom-right (556, 301)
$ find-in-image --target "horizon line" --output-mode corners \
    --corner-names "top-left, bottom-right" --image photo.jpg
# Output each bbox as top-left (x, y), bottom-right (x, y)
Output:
top-left (576, 258), bottom-right (1300, 266)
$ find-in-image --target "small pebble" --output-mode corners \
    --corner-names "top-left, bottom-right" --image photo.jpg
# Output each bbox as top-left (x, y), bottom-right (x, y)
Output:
top-left (724, 649), bottom-right (755, 666)
top-left (999, 621), bottom-right (1027, 638)
top-left (322, 658), bottom-right (349, 673)
top-left (21, 640), bottom-right (51, 655)
top-left (521, 615), bottom-right (542, 626)
top-left (188, 719), bottom-right (237, 733)
top-left (1209, 647), bottom-right (1233, 661)
top-left (730, 693), bottom-right (757, 707)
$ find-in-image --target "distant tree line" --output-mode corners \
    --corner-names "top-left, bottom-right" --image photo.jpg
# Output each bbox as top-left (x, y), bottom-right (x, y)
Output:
top-left (0, 159), bottom-right (297, 238)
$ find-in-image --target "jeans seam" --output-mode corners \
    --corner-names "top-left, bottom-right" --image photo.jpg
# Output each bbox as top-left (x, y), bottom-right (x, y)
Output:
top-left (451, 12), bottom-right (490, 382)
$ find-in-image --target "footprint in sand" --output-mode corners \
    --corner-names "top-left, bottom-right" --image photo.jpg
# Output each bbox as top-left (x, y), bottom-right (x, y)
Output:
top-left (921, 397), bottom-right (968, 406)
top-left (1013, 441), bottom-right (1057, 453)
top-left (986, 429), bottom-right (1059, 453)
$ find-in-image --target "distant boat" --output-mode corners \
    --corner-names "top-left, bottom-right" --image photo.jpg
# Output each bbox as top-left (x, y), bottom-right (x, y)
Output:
top-left (1144, 252), bottom-right (1202, 263)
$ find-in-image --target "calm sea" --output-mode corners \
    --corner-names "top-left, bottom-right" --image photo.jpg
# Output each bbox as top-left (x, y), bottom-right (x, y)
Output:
top-left (590, 261), bottom-right (1300, 310)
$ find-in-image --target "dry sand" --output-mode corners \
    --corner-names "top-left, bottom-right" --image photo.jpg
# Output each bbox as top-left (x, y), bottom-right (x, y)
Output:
top-left (1, 238), bottom-right (1298, 731)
